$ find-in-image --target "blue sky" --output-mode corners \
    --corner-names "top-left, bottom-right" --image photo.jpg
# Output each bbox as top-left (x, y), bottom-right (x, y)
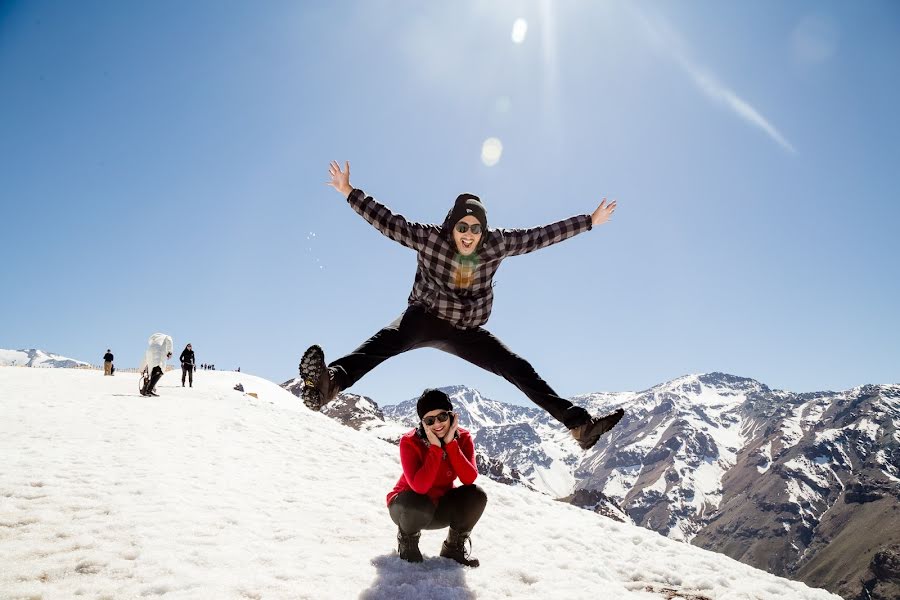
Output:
top-left (2, 1), bottom-right (898, 407)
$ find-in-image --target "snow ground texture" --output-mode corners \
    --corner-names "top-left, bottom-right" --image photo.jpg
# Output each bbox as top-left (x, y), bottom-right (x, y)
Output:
top-left (0, 367), bottom-right (840, 600)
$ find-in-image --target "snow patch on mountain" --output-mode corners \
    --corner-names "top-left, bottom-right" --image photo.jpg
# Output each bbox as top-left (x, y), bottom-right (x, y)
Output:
top-left (0, 348), bottom-right (90, 369)
top-left (757, 440), bottom-right (773, 473)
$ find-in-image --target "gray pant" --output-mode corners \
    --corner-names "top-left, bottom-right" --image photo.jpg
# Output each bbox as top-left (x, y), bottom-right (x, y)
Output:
top-left (389, 485), bottom-right (487, 535)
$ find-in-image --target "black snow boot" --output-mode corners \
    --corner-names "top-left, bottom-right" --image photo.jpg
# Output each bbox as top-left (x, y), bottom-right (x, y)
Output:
top-left (298, 345), bottom-right (325, 410)
top-left (440, 529), bottom-right (480, 568)
top-left (397, 530), bottom-right (423, 563)
top-left (298, 345), bottom-right (339, 411)
top-left (141, 367), bottom-right (163, 398)
top-left (570, 408), bottom-right (625, 450)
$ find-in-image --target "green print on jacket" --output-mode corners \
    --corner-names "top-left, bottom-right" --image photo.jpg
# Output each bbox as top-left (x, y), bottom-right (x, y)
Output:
top-left (452, 252), bottom-right (480, 289)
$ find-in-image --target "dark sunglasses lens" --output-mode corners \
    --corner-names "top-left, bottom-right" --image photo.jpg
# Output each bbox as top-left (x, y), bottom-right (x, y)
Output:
top-left (455, 223), bottom-right (482, 234)
top-left (423, 411), bottom-right (451, 426)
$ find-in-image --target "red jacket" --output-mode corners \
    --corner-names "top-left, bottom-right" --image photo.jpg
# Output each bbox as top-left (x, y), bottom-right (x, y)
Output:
top-left (386, 427), bottom-right (479, 506)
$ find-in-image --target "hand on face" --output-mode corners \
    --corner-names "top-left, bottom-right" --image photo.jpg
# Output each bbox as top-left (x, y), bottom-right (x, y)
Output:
top-left (452, 216), bottom-right (482, 256)
top-left (443, 412), bottom-right (459, 443)
top-left (422, 409), bottom-right (453, 446)
top-left (423, 421), bottom-right (442, 446)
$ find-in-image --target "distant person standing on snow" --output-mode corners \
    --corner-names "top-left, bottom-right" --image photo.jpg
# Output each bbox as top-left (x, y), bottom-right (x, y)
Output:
top-left (298, 160), bottom-right (624, 450)
top-left (180, 343), bottom-right (195, 388)
top-left (140, 333), bottom-right (173, 397)
top-left (388, 389), bottom-right (486, 566)
top-left (103, 349), bottom-right (114, 376)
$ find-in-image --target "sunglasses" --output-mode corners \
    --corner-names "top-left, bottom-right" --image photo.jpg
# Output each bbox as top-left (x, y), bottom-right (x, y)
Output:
top-left (455, 222), bottom-right (482, 235)
top-left (422, 411), bottom-right (452, 426)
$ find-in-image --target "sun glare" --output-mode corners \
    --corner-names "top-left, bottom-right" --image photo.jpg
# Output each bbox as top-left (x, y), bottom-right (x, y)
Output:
top-left (481, 138), bottom-right (503, 167)
top-left (512, 18), bottom-right (528, 44)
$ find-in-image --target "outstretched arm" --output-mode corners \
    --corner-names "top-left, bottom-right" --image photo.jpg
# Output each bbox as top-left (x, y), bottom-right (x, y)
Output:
top-left (326, 160), bottom-right (353, 198)
top-left (500, 198), bottom-right (617, 257)
top-left (326, 160), bottom-right (431, 251)
top-left (591, 198), bottom-right (617, 227)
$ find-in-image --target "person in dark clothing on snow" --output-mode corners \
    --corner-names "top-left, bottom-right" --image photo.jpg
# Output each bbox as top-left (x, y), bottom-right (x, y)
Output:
top-left (298, 161), bottom-right (624, 450)
top-left (388, 389), bottom-right (486, 566)
top-left (103, 349), bottom-right (114, 376)
top-left (180, 343), bottom-right (195, 387)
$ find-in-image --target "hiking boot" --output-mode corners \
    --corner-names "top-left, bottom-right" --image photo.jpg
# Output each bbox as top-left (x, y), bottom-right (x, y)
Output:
top-left (440, 529), bottom-right (480, 568)
top-left (299, 345), bottom-right (326, 410)
top-left (570, 408), bottom-right (625, 450)
top-left (397, 530), bottom-right (423, 563)
top-left (298, 345), bottom-right (340, 411)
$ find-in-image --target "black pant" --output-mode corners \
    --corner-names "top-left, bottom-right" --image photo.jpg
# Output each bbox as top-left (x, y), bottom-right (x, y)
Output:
top-left (389, 485), bottom-right (487, 535)
top-left (144, 366), bottom-right (164, 394)
top-left (329, 305), bottom-right (590, 428)
top-left (182, 364), bottom-right (193, 386)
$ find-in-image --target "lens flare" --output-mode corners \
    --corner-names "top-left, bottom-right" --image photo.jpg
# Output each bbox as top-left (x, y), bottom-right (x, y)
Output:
top-left (481, 138), bottom-right (503, 167)
top-left (511, 18), bottom-right (528, 44)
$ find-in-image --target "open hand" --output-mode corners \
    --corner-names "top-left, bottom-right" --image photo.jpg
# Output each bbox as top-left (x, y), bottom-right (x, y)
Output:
top-left (327, 160), bottom-right (353, 197)
top-left (591, 198), bottom-right (617, 226)
top-left (443, 413), bottom-right (459, 443)
top-left (424, 424), bottom-right (442, 447)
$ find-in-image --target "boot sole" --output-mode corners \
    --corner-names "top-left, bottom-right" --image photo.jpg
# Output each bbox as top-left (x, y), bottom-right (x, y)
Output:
top-left (299, 345), bottom-right (325, 411)
top-left (440, 549), bottom-right (480, 567)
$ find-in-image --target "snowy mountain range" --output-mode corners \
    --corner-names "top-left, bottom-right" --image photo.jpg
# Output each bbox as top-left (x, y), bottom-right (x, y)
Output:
top-left (283, 372), bottom-right (900, 600)
top-left (1, 366), bottom-right (841, 599)
top-left (0, 348), bottom-right (91, 369)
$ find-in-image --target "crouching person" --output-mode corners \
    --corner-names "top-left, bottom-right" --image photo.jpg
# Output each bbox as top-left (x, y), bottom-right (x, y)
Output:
top-left (386, 389), bottom-right (487, 567)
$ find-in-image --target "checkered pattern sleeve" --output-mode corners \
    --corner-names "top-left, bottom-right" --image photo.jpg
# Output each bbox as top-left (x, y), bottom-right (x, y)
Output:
top-left (497, 214), bottom-right (593, 257)
top-left (346, 188), bottom-right (432, 251)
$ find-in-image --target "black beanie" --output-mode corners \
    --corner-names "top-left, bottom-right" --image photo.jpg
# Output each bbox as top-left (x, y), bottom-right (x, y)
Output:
top-left (442, 193), bottom-right (488, 239)
top-left (416, 388), bottom-right (453, 420)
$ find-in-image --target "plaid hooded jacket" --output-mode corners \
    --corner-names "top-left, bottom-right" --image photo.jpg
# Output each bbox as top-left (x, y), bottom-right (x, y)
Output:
top-left (347, 188), bottom-right (593, 330)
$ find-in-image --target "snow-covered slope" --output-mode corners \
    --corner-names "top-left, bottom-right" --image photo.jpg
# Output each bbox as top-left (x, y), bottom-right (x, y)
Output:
top-left (0, 366), bottom-right (838, 599)
top-left (0, 348), bottom-right (90, 368)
